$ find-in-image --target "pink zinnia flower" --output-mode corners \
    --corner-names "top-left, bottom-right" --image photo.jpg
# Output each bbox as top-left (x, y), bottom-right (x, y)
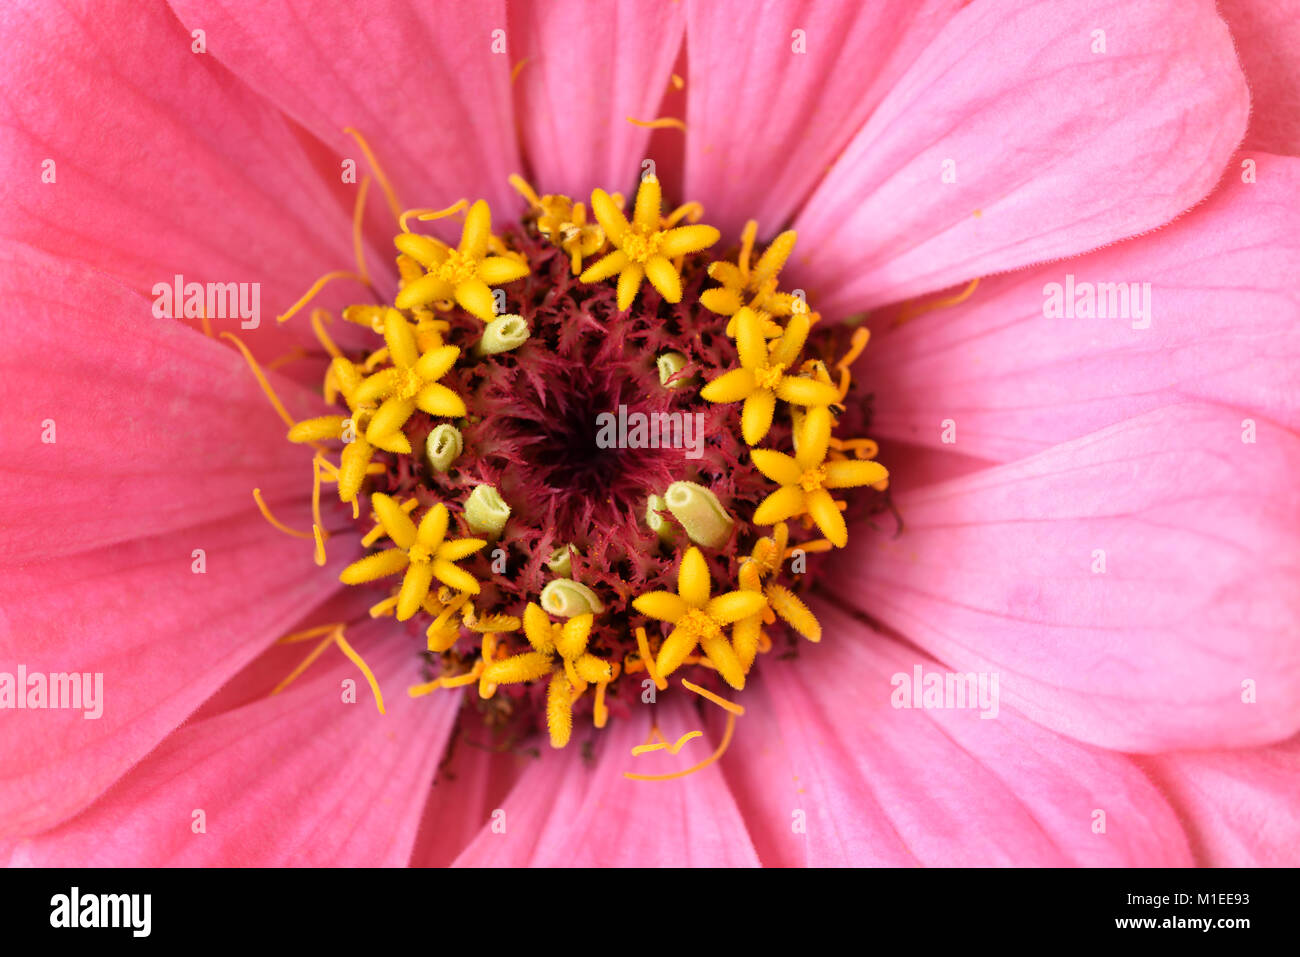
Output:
top-left (2, 0), bottom-right (1297, 868)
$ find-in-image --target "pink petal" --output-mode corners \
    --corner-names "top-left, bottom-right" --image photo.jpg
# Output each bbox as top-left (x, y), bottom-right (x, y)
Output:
top-left (0, 511), bottom-right (359, 837)
top-left (859, 152), bottom-right (1300, 463)
top-left (721, 606), bottom-right (1192, 865)
top-left (683, 0), bottom-right (961, 238)
top-left (0, 0), bottom-right (360, 331)
top-left (1219, 0), bottom-right (1300, 156)
top-left (410, 732), bottom-right (527, 867)
top-left (4, 632), bottom-right (456, 865)
top-left (0, 241), bottom-right (328, 564)
top-left (166, 0), bottom-right (523, 221)
top-left (789, 0), bottom-right (1249, 314)
top-left (1141, 736), bottom-right (1300, 866)
top-left (828, 404), bottom-right (1300, 753)
top-left (509, 0), bottom-right (684, 198)
top-left (451, 696), bottom-right (760, 866)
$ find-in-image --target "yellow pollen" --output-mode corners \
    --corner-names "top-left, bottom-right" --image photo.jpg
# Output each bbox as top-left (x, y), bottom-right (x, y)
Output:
top-left (798, 465), bottom-right (827, 493)
top-left (407, 543), bottom-right (433, 564)
top-left (620, 227), bottom-right (662, 264)
top-left (753, 362), bottom-right (786, 391)
top-left (676, 608), bottom-right (722, 644)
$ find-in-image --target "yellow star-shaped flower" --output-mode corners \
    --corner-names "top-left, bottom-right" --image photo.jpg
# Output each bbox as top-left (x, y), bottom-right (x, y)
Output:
top-left (352, 310), bottom-right (465, 451)
top-left (481, 603), bottom-right (613, 748)
top-left (700, 307), bottom-right (841, 444)
top-left (751, 406), bottom-right (889, 548)
top-left (700, 220), bottom-right (807, 329)
top-left (393, 199), bottom-right (530, 321)
top-left (579, 176), bottom-right (719, 310)
top-left (340, 495), bottom-right (486, 619)
top-left (631, 546), bottom-right (767, 689)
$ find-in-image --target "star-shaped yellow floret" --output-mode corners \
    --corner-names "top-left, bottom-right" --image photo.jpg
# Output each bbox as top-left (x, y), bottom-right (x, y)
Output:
top-left (733, 523), bottom-right (823, 671)
top-left (339, 495), bottom-right (486, 619)
top-left (287, 357), bottom-right (410, 504)
top-left (631, 546), bottom-right (767, 689)
top-left (700, 220), bottom-right (807, 328)
top-left (751, 406), bottom-right (889, 548)
top-left (700, 307), bottom-right (841, 444)
top-left (392, 199), bottom-right (530, 321)
top-left (579, 176), bottom-right (719, 310)
top-left (352, 310), bottom-right (465, 451)
top-left (480, 602), bottom-right (613, 748)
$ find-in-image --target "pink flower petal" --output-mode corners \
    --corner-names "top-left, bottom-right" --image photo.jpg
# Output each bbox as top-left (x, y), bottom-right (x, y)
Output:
top-left (0, 242), bottom-right (328, 564)
top-left (410, 731), bottom-right (527, 867)
top-left (4, 633), bottom-right (456, 865)
top-left (509, 0), bottom-right (684, 198)
top-left (1219, 0), bottom-right (1300, 156)
top-left (683, 0), bottom-right (961, 238)
top-left (828, 404), bottom-right (1300, 753)
top-left (0, 515), bottom-right (356, 838)
top-left (1141, 736), bottom-right (1300, 866)
top-left (859, 152), bottom-right (1300, 463)
top-left (721, 606), bottom-right (1192, 865)
top-left (0, 0), bottom-right (359, 328)
top-left (166, 0), bottom-right (523, 221)
top-left (451, 696), bottom-right (760, 866)
top-left (789, 0), bottom-right (1249, 314)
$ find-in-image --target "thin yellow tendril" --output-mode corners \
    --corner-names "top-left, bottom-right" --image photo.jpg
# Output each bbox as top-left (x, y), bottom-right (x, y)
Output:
top-left (786, 538), bottom-right (835, 556)
top-left (632, 730), bottom-right (702, 756)
top-left (635, 626), bottom-right (667, 691)
top-left (252, 488), bottom-right (314, 539)
top-left (398, 199), bottom-right (468, 234)
top-left (352, 175), bottom-right (372, 285)
top-left (626, 115), bottom-right (686, 131)
top-left (272, 632), bottom-right (337, 696)
top-left (276, 270), bottom-right (366, 324)
top-left (624, 713), bottom-right (736, 781)
top-left (220, 333), bottom-right (298, 430)
top-left (278, 623), bottom-right (344, 644)
top-left (334, 631), bottom-right (386, 714)
top-left (681, 678), bottom-right (746, 715)
top-left (266, 347), bottom-right (308, 370)
top-left (511, 57), bottom-right (530, 83)
top-left (663, 201), bottom-right (703, 228)
top-left (343, 126), bottom-right (402, 222)
top-left (894, 276), bottom-right (981, 327)
top-left (834, 326), bottom-right (871, 400)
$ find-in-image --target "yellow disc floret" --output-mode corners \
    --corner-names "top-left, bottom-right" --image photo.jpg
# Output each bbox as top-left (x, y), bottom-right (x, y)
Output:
top-left (340, 495), bottom-right (487, 619)
top-left (632, 547), bottom-right (767, 690)
top-left (393, 199), bottom-right (530, 321)
top-left (751, 406), bottom-right (889, 547)
top-left (700, 307), bottom-right (841, 444)
top-left (580, 175), bottom-right (720, 310)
